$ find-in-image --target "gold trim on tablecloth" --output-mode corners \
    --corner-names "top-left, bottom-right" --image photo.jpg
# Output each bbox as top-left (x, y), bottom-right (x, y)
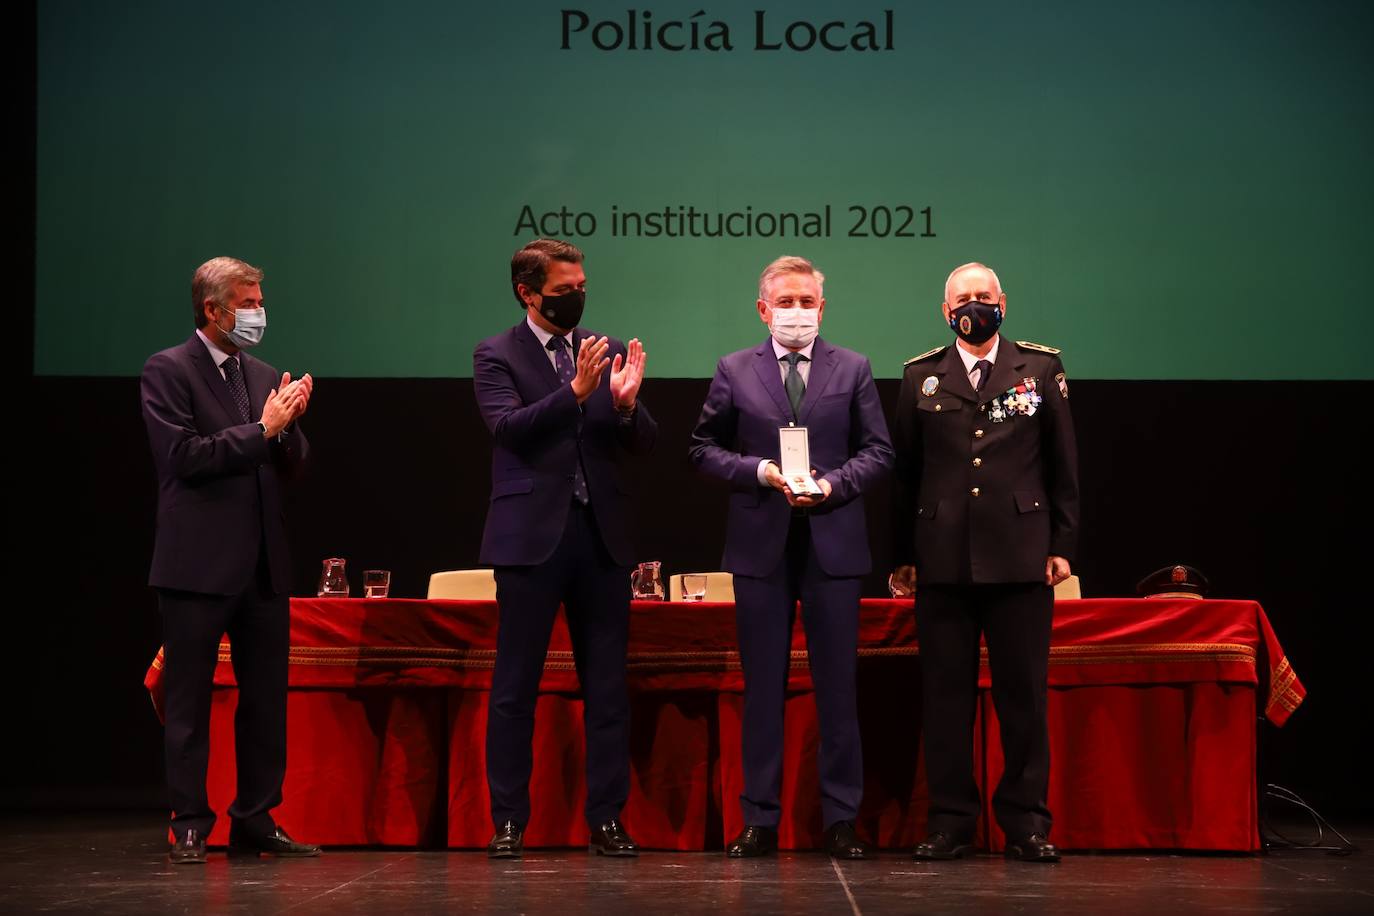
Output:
top-left (192, 640), bottom-right (1262, 673)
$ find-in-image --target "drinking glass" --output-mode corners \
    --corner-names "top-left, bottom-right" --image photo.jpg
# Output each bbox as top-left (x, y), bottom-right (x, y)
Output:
top-left (681, 574), bottom-right (708, 602)
top-left (363, 569), bottom-right (391, 599)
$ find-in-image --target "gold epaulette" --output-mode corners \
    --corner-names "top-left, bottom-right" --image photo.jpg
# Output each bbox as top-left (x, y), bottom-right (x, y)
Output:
top-left (1016, 340), bottom-right (1061, 355)
top-left (903, 345), bottom-right (945, 367)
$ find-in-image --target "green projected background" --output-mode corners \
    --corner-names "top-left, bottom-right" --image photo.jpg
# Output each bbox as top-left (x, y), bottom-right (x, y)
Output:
top-left (35, 1), bottom-right (1374, 379)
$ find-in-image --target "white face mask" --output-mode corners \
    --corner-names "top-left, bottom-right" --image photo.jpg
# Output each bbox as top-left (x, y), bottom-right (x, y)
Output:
top-left (218, 306), bottom-right (266, 349)
top-left (769, 306), bottom-right (819, 349)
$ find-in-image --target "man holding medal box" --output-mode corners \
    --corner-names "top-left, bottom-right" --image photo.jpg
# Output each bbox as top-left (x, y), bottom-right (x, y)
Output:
top-left (689, 255), bottom-right (893, 859)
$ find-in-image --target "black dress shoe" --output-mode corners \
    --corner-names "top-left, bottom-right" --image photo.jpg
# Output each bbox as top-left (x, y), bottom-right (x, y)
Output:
top-left (487, 821), bottom-right (523, 859)
top-left (227, 825), bottom-right (321, 858)
top-left (1005, 833), bottom-right (1060, 863)
top-left (169, 828), bottom-right (206, 865)
top-left (823, 821), bottom-right (872, 860)
top-left (589, 818), bottom-right (639, 857)
top-left (726, 825), bottom-right (778, 858)
top-left (912, 831), bottom-right (975, 860)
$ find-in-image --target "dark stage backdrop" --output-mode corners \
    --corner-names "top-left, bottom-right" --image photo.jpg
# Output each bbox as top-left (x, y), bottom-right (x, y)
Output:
top-left (7, 374), bottom-right (1369, 819)
top-left (12, 0), bottom-right (1369, 827)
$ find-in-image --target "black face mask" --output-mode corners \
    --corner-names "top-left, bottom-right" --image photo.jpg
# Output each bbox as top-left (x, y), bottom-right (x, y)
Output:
top-left (948, 300), bottom-right (1002, 345)
top-left (536, 289), bottom-right (586, 331)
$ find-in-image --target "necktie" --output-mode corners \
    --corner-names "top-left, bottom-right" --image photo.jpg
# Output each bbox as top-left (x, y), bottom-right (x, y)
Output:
top-left (973, 359), bottom-right (994, 394)
top-left (222, 355), bottom-right (252, 423)
top-left (783, 352), bottom-right (808, 417)
top-left (547, 336), bottom-right (590, 505)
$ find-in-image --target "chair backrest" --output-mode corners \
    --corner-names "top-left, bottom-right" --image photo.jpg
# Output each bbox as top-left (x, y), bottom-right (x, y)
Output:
top-left (1053, 574), bottom-right (1082, 600)
top-left (668, 571), bottom-right (735, 602)
top-left (427, 569), bottom-right (497, 600)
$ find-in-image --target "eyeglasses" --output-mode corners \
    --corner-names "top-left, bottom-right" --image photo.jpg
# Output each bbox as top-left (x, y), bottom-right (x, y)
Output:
top-left (769, 297), bottom-right (818, 308)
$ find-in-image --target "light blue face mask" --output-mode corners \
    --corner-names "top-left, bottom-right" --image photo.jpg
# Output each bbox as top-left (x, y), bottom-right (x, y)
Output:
top-left (220, 306), bottom-right (266, 349)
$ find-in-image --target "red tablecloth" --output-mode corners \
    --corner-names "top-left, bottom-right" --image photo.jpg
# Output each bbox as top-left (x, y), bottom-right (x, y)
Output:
top-left (145, 598), bottom-right (1303, 851)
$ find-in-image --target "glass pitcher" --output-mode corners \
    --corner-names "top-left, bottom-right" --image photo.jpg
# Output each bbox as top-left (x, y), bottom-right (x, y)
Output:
top-left (630, 561), bottom-right (665, 601)
top-left (317, 558), bottom-right (350, 597)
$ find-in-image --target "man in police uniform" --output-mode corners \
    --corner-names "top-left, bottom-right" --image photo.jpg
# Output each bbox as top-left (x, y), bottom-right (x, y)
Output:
top-left (891, 261), bottom-right (1079, 863)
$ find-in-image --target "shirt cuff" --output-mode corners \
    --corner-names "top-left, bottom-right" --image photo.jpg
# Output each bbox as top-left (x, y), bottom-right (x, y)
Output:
top-left (756, 459), bottom-right (775, 486)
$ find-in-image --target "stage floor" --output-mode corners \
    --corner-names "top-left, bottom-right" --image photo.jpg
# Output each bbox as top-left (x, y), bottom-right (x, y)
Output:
top-left (1, 812), bottom-right (1369, 915)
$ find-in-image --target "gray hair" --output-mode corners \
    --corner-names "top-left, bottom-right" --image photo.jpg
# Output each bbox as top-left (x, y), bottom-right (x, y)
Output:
top-left (944, 262), bottom-right (1002, 302)
top-left (192, 256), bottom-right (264, 327)
top-left (758, 255), bottom-right (825, 301)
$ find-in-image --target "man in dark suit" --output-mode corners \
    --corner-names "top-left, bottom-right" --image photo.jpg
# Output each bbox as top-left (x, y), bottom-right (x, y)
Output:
top-left (689, 256), bottom-right (893, 859)
top-left (891, 261), bottom-right (1079, 863)
top-left (474, 238), bottom-right (656, 858)
top-left (141, 256), bottom-right (318, 864)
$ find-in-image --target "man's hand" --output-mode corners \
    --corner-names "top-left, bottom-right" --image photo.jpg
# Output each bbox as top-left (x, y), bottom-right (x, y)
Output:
top-left (785, 469), bottom-right (831, 508)
top-left (889, 565), bottom-right (917, 597)
top-left (275, 371), bottom-right (314, 420)
top-left (609, 338), bottom-right (646, 412)
top-left (765, 463), bottom-right (830, 505)
top-left (763, 461), bottom-right (791, 494)
top-left (1045, 555), bottom-right (1072, 587)
top-left (260, 371), bottom-right (308, 438)
top-left (572, 336), bottom-right (610, 403)
top-left (290, 372), bottom-right (314, 416)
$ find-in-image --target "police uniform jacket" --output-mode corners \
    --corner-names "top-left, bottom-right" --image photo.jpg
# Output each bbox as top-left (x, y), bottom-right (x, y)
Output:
top-left (892, 339), bottom-right (1079, 584)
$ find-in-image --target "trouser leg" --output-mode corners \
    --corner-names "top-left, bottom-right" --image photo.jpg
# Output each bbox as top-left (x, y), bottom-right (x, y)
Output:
top-left (798, 533), bottom-right (863, 827)
top-left (983, 583), bottom-right (1054, 838)
top-left (564, 506), bottom-right (632, 828)
top-left (158, 588), bottom-right (237, 841)
top-left (914, 585), bottom-right (983, 839)
top-left (224, 561), bottom-right (289, 838)
top-left (488, 539), bottom-right (571, 828)
top-left (731, 535), bottom-right (801, 829)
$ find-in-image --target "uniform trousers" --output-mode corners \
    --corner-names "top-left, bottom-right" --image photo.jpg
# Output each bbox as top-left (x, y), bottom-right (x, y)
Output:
top-left (916, 582), bottom-right (1054, 839)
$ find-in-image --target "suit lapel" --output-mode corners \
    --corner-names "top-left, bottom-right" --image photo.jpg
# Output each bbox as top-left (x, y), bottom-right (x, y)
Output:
top-left (751, 340), bottom-right (794, 421)
top-left (981, 340), bottom-right (1028, 404)
top-left (186, 335), bottom-right (243, 427)
top-left (935, 345), bottom-right (979, 404)
top-left (797, 339), bottom-right (837, 424)
top-left (513, 320), bottom-right (562, 394)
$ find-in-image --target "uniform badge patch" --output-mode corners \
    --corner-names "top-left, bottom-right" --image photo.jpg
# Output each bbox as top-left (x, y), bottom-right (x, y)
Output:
top-left (921, 376), bottom-right (940, 397)
top-left (1056, 372), bottom-right (1068, 399)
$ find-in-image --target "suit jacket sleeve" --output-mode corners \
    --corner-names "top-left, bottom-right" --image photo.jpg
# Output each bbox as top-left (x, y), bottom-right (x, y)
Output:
top-left (891, 365), bottom-right (922, 566)
top-left (688, 357), bottom-right (768, 489)
top-left (818, 358), bottom-right (893, 507)
top-left (615, 401), bottom-right (658, 455)
top-left (473, 338), bottom-right (582, 450)
top-left (1043, 355), bottom-right (1080, 562)
top-left (273, 421), bottom-right (310, 481)
top-left (141, 350), bottom-right (270, 482)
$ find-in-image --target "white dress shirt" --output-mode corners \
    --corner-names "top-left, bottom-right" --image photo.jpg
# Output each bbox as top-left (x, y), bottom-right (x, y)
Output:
top-left (955, 334), bottom-right (1001, 392)
top-left (196, 328), bottom-right (235, 379)
top-left (757, 336), bottom-right (817, 484)
top-left (526, 315), bottom-right (574, 370)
